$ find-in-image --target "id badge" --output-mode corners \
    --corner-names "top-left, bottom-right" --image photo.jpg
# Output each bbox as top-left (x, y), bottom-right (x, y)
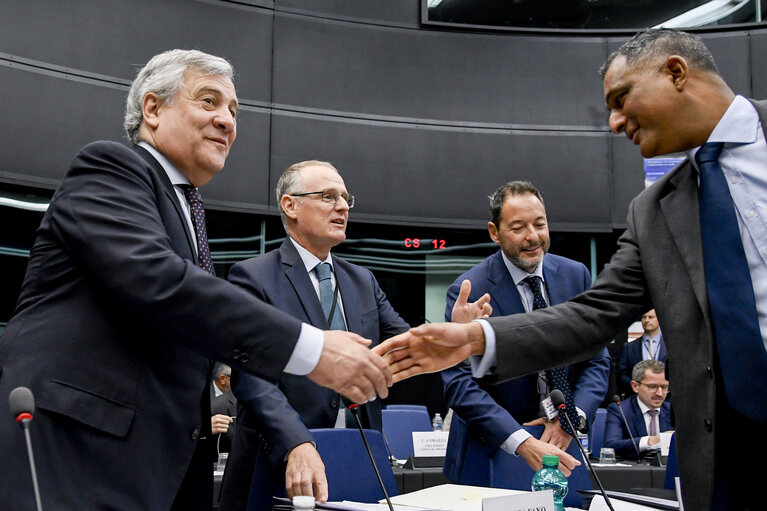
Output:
top-left (541, 396), bottom-right (559, 420)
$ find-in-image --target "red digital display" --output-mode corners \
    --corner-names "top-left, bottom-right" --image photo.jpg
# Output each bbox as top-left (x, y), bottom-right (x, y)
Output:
top-left (404, 238), bottom-right (447, 249)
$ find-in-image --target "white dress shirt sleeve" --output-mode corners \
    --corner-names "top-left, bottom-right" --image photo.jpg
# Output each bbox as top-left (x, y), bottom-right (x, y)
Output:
top-left (282, 323), bottom-right (325, 375)
top-left (470, 319), bottom-right (496, 378)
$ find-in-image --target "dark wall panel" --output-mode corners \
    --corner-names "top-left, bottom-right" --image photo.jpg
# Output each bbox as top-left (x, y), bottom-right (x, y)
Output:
top-left (0, 65), bottom-right (126, 185)
top-left (751, 32), bottom-right (767, 98)
top-left (272, 12), bottom-right (608, 126)
top-left (2, 0), bottom-right (273, 99)
top-left (270, 114), bottom-right (612, 229)
top-left (275, 0), bottom-right (419, 27)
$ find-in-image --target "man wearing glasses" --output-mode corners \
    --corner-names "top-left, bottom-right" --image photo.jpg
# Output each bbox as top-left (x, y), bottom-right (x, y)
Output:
top-left (604, 359), bottom-right (674, 460)
top-left (219, 160), bottom-right (491, 509)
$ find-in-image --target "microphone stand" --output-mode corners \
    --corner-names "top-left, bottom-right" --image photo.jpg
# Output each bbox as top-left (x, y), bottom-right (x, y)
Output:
top-left (613, 396), bottom-right (641, 463)
top-left (550, 390), bottom-right (615, 511)
top-left (19, 418), bottom-right (43, 511)
top-left (347, 404), bottom-right (395, 511)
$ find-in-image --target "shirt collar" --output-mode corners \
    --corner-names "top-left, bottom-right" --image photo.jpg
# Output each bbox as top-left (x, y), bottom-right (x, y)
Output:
top-left (686, 95), bottom-right (760, 164)
top-left (138, 141), bottom-right (191, 187)
top-left (500, 250), bottom-right (545, 286)
top-left (289, 236), bottom-right (333, 274)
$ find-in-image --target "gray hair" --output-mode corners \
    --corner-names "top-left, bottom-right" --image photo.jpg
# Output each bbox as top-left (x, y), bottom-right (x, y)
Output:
top-left (124, 49), bottom-right (234, 144)
top-left (599, 28), bottom-right (719, 80)
top-left (489, 180), bottom-right (545, 227)
top-left (276, 160), bottom-right (339, 228)
top-left (213, 362), bottom-right (231, 378)
top-left (632, 359), bottom-right (665, 383)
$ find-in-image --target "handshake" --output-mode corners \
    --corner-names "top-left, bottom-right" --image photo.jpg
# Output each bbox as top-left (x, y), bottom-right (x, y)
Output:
top-left (306, 280), bottom-right (491, 404)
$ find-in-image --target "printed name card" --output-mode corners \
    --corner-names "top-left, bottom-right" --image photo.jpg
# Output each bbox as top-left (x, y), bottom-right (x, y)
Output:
top-left (412, 431), bottom-right (449, 457)
top-left (482, 490), bottom-right (555, 511)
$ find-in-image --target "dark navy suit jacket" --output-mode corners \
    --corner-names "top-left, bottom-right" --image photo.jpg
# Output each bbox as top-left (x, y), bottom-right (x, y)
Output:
top-left (441, 250), bottom-right (610, 483)
top-left (0, 142), bottom-right (303, 511)
top-left (604, 395), bottom-right (673, 460)
top-left (219, 238), bottom-right (408, 510)
top-left (617, 336), bottom-right (668, 395)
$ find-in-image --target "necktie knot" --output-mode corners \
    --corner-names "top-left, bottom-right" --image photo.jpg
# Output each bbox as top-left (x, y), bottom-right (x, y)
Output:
top-left (523, 276), bottom-right (547, 310)
top-left (695, 142), bottom-right (724, 166)
top-left (314, 262), bottom-right (332, 282)
top-left (181, 184), bottom-right (202, 204)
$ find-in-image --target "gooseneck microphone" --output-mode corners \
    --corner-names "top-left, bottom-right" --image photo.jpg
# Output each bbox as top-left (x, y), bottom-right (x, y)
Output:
top-left (550, 390), bottom-right (614, 511)
top-left (9, 387), bottom-right (44, 511)
top-left (612, 395), bottom-right (641, 463)
top-left (343, 400), bottom-right (394, 511)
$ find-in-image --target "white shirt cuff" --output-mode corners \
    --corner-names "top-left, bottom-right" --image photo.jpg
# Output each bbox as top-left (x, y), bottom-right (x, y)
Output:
top-left (501, 430), bottom-right (533, 456)
top-left (283, 323), bottom-right (324, 375)
top-left (639, 436), bottom-right (650, 451)
top-left (470, 319), bottom-right (496, 378)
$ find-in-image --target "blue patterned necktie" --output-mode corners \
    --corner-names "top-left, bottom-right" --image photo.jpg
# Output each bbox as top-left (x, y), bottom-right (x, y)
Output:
top-left (697, 142), bottom-right (767, 422)
top-left (314, 262), bottom-right (347, 330)
top-left (524, 275), bottom-right (580, 436)
top-left (181, 185), bottom-right (215, 276)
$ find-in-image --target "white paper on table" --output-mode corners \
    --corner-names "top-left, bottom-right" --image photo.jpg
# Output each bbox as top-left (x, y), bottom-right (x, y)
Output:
top-left (387, 484), bottom-right (525, 511)
top-left (659, 432), bottom-right (674, 456)
top-left (589, 495), bottom-right (664, 510)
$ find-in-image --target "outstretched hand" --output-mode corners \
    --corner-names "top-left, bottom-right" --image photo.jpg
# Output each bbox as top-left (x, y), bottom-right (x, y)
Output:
top-left (308, 330), bottom-right (392, 404)
top-left (372, 321), bottom-right (486, 383)
top-left (451, 280), bottom-right (492, 323)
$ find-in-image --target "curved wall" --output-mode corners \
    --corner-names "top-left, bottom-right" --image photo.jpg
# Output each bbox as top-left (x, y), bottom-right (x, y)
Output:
top-left (1, 0), bottom-right (766, 230)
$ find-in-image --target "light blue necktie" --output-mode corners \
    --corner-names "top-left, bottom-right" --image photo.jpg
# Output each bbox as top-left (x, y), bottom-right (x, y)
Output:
top-left (314, 262), bottom-right (347, 331)
top-left (697, 142), bottom-right (767, 422)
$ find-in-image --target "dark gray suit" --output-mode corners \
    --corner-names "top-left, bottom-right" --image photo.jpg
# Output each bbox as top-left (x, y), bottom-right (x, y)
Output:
top-left (0, 141), bottom-right (304, 511)
top-left (485, 99), bottom-right (767, 511)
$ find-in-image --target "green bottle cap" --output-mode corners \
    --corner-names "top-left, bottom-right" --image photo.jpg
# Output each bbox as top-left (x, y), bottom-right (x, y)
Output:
top-left (541, 454), bottom-right (559, 467)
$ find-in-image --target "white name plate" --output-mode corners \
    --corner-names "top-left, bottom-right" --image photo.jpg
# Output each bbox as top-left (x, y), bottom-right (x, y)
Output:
top-left (412, 431), bottom-right (449, 457)
top-left (482, 490), bottom-right (555, 511)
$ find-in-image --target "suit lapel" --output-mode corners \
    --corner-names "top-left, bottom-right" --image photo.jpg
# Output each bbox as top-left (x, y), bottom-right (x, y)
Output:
top-left (488, 251), bottom-right (525, 316)
top-left (334, 262), bottom-right (360, 334)
top-left (630, 398), bottom-right (648, 437)
top-left (659, 162), bottom-right (710, 320)
top-left (279, 240), bottom-right (328, 327)
top-left (133, 145), bottom-right (197, 263)
top-left (541, 255), bottom-right (568, 306)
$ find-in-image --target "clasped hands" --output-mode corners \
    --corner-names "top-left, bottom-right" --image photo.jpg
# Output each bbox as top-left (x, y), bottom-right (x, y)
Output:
top-left (307, 279), bottom-right (490, 403)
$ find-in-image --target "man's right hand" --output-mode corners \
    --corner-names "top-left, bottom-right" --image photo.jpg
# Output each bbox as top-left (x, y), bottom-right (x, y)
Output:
top-left (307, 330), bottom-right (392, 404)
top-left (285, 442), bottom-right (328, 502)
top-left (211, 414), bottom-right (233, 434)
top-left (516, 437), bottom-right (581, 476)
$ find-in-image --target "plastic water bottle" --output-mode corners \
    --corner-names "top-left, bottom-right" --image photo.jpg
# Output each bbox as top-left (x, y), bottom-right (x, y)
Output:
top-left (531, 454), bottom-right (568, 511)
top-left (577, 430), bottom-right (590, 457)
top-left (432, 413), bottom-right (443, 431)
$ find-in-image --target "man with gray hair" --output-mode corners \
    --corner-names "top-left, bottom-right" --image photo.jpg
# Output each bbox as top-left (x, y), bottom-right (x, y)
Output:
top-left (220, 160), bottom-right (492, 509)
top-left (0, 50), bottom-right (392, 511)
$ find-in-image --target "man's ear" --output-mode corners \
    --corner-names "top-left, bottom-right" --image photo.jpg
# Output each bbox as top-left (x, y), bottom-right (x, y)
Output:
top-left (488, 221), bottom-right (501, 245)
top-left (141, 92), bottom-right (163, 129)
top-left (281, 194), bottom-right (298, 221)
top-left (664, 56), bottom-right (688, 91)
top-left (631, 380), bottom-right (640, 394)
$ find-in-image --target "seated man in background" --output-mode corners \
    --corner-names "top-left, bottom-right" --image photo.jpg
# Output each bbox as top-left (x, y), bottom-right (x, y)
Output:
top-left (219, 160), bottom-right (491, 510)
top-left (210, 363), bottom-right (237, 457)
top-left (616, 309), bottom-right (668, 397)
top-left (605, 359), bottom-right (673, 460)
top-left (442, 181), bottom-right (610, 481)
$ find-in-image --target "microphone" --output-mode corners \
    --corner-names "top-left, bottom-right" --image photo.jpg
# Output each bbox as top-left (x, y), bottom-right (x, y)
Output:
top-left (9, 387), bottom-right (44, 511)
top-left (550, 390), bottom-right (614, 511)
top-left (612, 395), bottom-right (641, 463)
top-left (342, 398), bottom-right (394, 511)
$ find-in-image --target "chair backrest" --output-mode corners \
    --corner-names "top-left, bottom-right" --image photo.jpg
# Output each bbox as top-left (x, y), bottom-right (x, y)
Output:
top-left (589, 408), bottom-right (608, 456)
top-left (384, 404), bottom-right (429, 413)
top-left (381, 409), bottom-right (433, 459)
top-left (664, 433), bottom-right (679, 490)
top-left (311, 428), bottom-right (399, 502)
top-left (489, 425), bottom-right (593, 509)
